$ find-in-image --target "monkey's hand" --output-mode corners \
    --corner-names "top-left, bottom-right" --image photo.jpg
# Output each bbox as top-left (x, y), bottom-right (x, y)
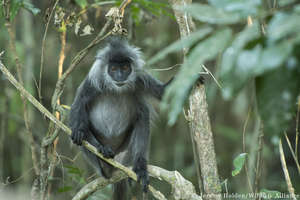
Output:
top-left (71, 123), bottom-right (88, 145)
top-left (133, 157), bottom-right (149, 192)
top-left (96, 144), bottom-right (115, 158)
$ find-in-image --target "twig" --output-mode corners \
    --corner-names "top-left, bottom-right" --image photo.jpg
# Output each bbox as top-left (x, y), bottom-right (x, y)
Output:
top-left (284, 133), bottom-right (300, 174)
top-left (278, 139), bottom-right (297, 200)
top-left (242, 108), bottom-right (253, 193)
top-left (0, 61), bottom-right (165, 200)
top-left (0, 61), bottom-right (70, 134)
top-left (47, 23), bottom-right (67, 199)
top-left (51, 23), bottom-right (112, 111)
top-left (39, 0), bottom-right (60, 101)
top-left (201, 64), bottom-right (222, 89)
top-left (148, 165), bottom-right (202, 200)
top-left (72, 171), bottom-right (128, 200)
top-left (119, 0), bottom-right (132, 17)
top-left (4, 17), bottom-right (40, 176)
top-left (295, 99), bottom-right (299, 161)
top-left (150, 64), bottom-right (181, 71)
top-left (254, 122), bottom-right (264, 197)
top-left (73, 165), bottom-right (202, 200)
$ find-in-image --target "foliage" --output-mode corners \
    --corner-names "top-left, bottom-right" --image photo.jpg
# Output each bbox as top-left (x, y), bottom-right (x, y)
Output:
top-left (231, 153), bottom-right (247, 176)
top-left (0, 0), bottom-right (40, 21)
top-left (151, 0), bottom-right (300, 135)
top-left (1, 0), bottom-right (300, 199)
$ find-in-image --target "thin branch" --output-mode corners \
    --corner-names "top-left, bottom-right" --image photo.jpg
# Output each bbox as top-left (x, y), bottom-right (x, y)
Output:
top-left (284, 133), bottom-right (300, 174)
top-left (278, 139), bottom-right (297, 200)
top-left (0, 61), bottom-right (70, 134)
top-left (72, 171), bottom-right (128, 200)
top-left (47, 24), bottom-right (67, 199)
top-left (4, 17), bottom-right (40, 176)
top-left (242, 108), bottom-right (254, 193)
top-left (119, 0), bottom-right (132, 17)
top-left (148, 166), bottom-right (202, 200)
top-left (39, 0), bottom-right (60, 101)
top-left (254, 122), bottom-right (264, 197)
top-left (73, 166), bottom-right (202, 200)
top-left (0, 61), bottom-right (165, 200)
top-left (51, 23), bottom-right (112, 111)
top-left (295, 99), bottom-right (299, 161)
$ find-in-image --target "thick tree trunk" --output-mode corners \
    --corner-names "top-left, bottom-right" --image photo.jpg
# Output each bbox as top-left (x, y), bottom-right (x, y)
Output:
top-left (168, 0), bottom-right (222, 199)
top-left (188, 83), bottom-right (222, 200)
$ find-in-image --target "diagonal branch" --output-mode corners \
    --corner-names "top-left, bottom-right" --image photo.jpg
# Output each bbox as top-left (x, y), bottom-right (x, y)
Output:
top-left (0, 60), bottom-right (166, 200)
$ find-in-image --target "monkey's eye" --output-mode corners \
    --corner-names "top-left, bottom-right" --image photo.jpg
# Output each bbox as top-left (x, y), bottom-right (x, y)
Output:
top-left (123, 65), bottom-right (130, 71)
top-left (111, 66), bottom-right (117, 72)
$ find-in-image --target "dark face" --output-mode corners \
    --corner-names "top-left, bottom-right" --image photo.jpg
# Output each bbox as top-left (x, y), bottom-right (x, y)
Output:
top-left (108, 61), bottom-right (132, 86)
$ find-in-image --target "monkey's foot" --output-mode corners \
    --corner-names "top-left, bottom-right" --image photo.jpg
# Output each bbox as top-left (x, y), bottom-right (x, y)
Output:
top-left (133, 157), bottom-right (149, 192)
top-left (96, 144), bottom-right (115, 158)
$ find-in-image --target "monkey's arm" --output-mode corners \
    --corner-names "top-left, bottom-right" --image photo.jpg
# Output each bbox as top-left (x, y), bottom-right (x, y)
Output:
top-left (69, 79), bottom-right (99, 145)
top-left (70, 79), bottom-right (115, 158)
top-left (137, 73), bottom-right (173, 100)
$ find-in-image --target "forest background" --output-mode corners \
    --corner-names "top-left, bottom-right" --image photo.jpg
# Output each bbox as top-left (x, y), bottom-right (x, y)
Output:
top-left (0, 0), bottom-right (299, 199)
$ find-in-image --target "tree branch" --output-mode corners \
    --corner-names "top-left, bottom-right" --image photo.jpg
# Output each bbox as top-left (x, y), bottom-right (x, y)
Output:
top-left (72, 165), bottom-right (203, 200)
top-left (0, 60), bottom-right (166, 200)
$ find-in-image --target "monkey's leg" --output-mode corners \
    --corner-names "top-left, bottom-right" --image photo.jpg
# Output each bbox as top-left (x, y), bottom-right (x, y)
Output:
top-left (81, 132), bottom-right (114, 178)
top-left (128, 104), bottom-right (150, 193)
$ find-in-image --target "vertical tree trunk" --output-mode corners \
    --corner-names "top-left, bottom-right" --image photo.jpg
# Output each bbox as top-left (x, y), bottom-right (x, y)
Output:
top-left (188, 83), bottom-right (222, 199)
top-left (168, 0), bottom-right (222, 199)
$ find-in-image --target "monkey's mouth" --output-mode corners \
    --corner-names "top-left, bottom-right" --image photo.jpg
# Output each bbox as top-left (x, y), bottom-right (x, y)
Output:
top-left (115, 82), bottom-right (126, 87)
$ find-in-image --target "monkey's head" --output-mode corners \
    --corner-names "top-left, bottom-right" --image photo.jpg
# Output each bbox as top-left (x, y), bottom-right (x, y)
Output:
top-left (89, 36), bottom-right (144, 93)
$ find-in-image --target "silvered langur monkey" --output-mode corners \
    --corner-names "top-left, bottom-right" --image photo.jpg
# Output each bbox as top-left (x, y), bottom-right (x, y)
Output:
top-left (69, 36), bottom-right (172, 200)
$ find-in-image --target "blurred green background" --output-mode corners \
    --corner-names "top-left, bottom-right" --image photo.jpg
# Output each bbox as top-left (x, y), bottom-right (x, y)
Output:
top-left (0, 0), bottom-right (299, 199)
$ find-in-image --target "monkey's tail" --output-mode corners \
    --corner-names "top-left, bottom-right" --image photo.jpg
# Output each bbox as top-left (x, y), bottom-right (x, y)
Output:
top-left (113, 180), bottom-right (128, 200)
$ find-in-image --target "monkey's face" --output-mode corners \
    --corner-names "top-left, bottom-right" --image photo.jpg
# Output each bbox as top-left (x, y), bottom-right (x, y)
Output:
top-left (108, 62), bottom-right (132, 85)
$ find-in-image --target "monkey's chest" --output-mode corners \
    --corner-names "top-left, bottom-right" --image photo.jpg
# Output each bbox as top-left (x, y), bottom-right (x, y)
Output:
top-left (88, 94), bottom-right (137, 139)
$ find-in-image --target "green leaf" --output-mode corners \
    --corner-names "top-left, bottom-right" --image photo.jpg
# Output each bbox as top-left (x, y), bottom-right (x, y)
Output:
top-left (267, 12), bottom-right (300, 43)
top-left (22, 1), bottom-right (40, 15)
top-left (220, 23), bottom-right (298, 99)
top-left (260, 189), bottom-right (281, 199)
top-left (133, 0), bottom-right (170, 18)
top-left (162, 28), bottom-right (232, 125)
top-left (75, 0), bottom-right (88, 9)
top-left (220, 22), bottom-right (261, 99)
top-left (277, 0), bottom-right (295, 7)
top-left (147, 27), bottom-right (213, 65)
top-left (256, 62), bottom-right (300, 136)
top-left (58, 186), bottom-right (73, 193)
top-left (130, 5), bottom-right (141, 26)
top-left (10, 0), bottom-right (23, 20)
top-left (182, 3), bottom-right (244, 24)
top-left (65, 165), bottom-right (82, 175)
top-left (255, 41), bottom-right (293, 75)
top-left (207, 0), bottom-right (261, 16)
top-left (232, 153), bottom-right (247, 176)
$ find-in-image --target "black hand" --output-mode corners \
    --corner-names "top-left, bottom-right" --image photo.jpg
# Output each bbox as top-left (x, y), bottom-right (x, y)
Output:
top-left (71, 124), bottom-right (88, 145)
top-left (133, 157), bottom-right (149, 192)
top-left (96, 144), bottom-right (115, 158)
